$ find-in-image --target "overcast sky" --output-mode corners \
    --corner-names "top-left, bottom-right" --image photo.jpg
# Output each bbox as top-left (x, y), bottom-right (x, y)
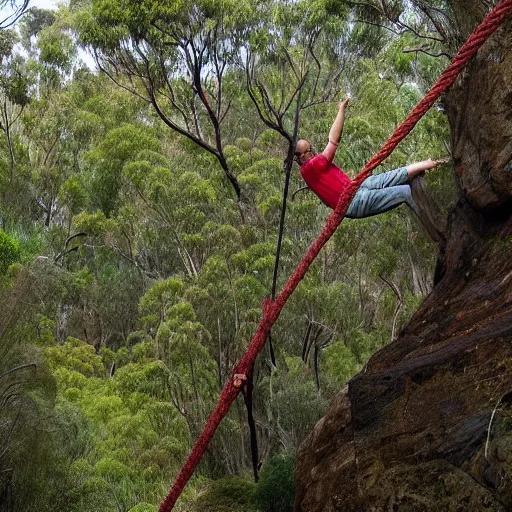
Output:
top-left (1, 0), bottom-right (59, 23)
top-left (29, 0), bottom-right (61, 10)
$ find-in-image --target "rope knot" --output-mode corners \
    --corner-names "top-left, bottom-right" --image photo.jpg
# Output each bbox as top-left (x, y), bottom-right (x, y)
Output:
top-left (232, 373), bottom-right (248, 389)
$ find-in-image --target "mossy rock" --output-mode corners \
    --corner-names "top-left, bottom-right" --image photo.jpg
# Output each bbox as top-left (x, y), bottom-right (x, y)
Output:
top-left (356, 460), bottom-right (506, 511)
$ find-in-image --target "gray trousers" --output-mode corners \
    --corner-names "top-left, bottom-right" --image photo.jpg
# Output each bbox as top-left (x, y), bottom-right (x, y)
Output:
top-left (345, 167), bottom-right (419, 219)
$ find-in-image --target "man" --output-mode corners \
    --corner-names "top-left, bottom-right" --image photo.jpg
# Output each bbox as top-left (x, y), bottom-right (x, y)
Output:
top-left (295, 99), bottom-right (442, 234)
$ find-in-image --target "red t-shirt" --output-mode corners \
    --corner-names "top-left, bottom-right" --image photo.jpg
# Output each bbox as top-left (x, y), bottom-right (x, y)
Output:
top-left (300, 154), bottom-right (351, 209)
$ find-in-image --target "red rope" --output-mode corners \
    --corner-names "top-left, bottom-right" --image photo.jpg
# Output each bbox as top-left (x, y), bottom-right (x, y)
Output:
top-left (159, 2), bottom-right (512, 510)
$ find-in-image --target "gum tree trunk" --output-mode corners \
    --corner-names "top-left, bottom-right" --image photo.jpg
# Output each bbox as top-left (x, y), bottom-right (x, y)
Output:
top-left (294, 4), bottom-right (512, 510)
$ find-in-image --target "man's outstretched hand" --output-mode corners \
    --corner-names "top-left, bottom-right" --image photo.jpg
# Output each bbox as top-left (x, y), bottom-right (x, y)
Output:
top-left (425, 158), bottom-right (439, 170)
top-left (425, 157), bottom-right (451, 171)
top-left (325, 97), bottom-right (350, 160)
top-left (339, 98), bottom-right (350, 111)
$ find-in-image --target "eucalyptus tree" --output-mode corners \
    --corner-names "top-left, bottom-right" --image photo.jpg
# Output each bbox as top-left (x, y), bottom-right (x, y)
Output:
top-left (76, 0), bottom-right (267, 208)
top-left (234, 1), bottom-right (386, 476)
top-left (19, 7), bottom-right (56, 53)
top-left (12, 8), bottom-right (83, 229)
top-left (0, 30), bottom-right (30, 198)
top-left (0, 262), bottom-right (83, 512)
top-left (347, 0), bottom-right (458, 58)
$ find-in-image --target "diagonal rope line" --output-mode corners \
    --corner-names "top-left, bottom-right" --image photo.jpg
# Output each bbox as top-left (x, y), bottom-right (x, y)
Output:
top-left (159, 1), bottom-right (512, 510)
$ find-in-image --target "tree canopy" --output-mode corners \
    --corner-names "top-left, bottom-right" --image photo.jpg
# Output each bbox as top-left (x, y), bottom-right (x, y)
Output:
top-left (1, 0), bottom-right (489, 510)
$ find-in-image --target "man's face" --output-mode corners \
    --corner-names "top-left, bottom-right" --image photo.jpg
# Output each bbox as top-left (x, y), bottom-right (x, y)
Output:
top-left (294, 145), bottom-right (313, 166)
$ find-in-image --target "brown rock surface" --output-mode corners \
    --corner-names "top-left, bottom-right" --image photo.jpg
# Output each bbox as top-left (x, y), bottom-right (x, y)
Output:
top-left (295, 218), bottom-right (512, 512)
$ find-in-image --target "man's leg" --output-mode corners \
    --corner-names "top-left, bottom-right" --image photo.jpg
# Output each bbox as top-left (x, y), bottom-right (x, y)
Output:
top-left (346, 180), bottom-right (445, 243)
top-left (346, 184), bottom-right (418, 218)
top-left (359, 167), bottom-right (409, 190)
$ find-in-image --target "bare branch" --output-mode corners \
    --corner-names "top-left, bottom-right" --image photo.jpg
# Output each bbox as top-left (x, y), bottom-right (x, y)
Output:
top-left (291, 185), bottom-right (311, 201)
top-left (282, 46), bottom-right (300, 82)
top-left (379, 274), bottom-right (403, 341)
top-left (256, 79), bottom-right (283, 129)
top-left (147, 82), bottom-right (218, 156)
top-left (10, 104), bottom-right (25, 126)
top-left (280, 73), bottom-right (309, 123)
top-left (219, 99), bottom-right (232, 125)
top-left (353, 18), bottom-right (401, 35)
top-left (43, 134), bottom-right (60, 167)
top-left (403, 45), bottom-right (450, 59)
top-left (245, 55), bottom-right (277, 130)
top-left (190, 94), bottom-right (203, 138)
top-left (157, 55), bottom-right (192, 131)
top-left (0, 0), bottom-right (29, 28)
top-left (0, 363), bottom-right (36, 381)
top-left (95, 52), bottom-right (150, 104)
top-left (396, 19), bottom-right (445, 43)
top-left (308, 44), bottom-right (322, 99)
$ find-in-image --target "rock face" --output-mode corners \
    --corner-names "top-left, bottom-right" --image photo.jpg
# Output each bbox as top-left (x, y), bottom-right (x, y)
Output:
top-left (295, 7), bottom-right (512, 512)
top-left (295, 220), bottom-right (512, 511)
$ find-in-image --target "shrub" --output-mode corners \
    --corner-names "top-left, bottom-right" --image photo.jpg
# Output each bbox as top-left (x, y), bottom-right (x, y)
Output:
top-left (0, 230), bottom-right (21, 274)
top-left (251, 454), bottom-right (295, 512)
top-left (194, 476), bottom-right (256, 512)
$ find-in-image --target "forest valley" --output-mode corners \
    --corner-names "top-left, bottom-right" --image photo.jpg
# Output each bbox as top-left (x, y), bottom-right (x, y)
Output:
top-left (0, 1), bottom-right (510, 511)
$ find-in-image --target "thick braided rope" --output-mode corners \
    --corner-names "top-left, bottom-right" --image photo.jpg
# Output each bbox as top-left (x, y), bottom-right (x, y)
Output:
top-left (159, 2), bottom-right (512, 510)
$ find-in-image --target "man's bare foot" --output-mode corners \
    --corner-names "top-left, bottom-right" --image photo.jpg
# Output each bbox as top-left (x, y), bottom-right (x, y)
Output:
top-left (407, 158), bottom-right (442, 177)
top-left (432, 156), bottom-right (451, 166)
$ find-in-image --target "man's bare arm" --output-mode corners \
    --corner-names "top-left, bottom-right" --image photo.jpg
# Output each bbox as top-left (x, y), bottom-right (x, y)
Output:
top-left (322, 98), bottom-right (350, 163)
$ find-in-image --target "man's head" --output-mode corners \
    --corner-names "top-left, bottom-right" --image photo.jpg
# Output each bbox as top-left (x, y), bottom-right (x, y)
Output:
top-left (294, 139), bottom-right (315, 166)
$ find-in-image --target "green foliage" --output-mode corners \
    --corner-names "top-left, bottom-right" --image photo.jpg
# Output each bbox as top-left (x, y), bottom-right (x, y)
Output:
top-left (128, 505), bottom-right (158, 512)
top-left (224, 144), bottom-right (252, 175)
top-left (324, 341), bottom-right (360, 385)
top-left (0, 64), bottom-right (30, 106)
top-left (85, 124), bottom-right (160, 216)
top-left (194, 477), bottom-right (256, 512)
top-left (0, 230), bottom-right (21, 274)
top-left (38, 24), bottom-right (75, 70)
top-left (254, 129), bottom-right (282, 150)
top-left (0, 1), bottom-right (460, 508)
top-left (46, 337), bottom-right (105, 378)
top-left (0, 29), bottom-right (17, 57)
top-left (251, 454), bottom-right (295, 512)
top-left (346, 328), bottom-right (387, 364)
top-left (60, 175), bottom-right (87, 215)
top-left (139, 278), bottom-right (184, 322)
top-left (257, 357), bottom-right (329, 447)
top-left (19, 8), bottom-right (57, 49)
